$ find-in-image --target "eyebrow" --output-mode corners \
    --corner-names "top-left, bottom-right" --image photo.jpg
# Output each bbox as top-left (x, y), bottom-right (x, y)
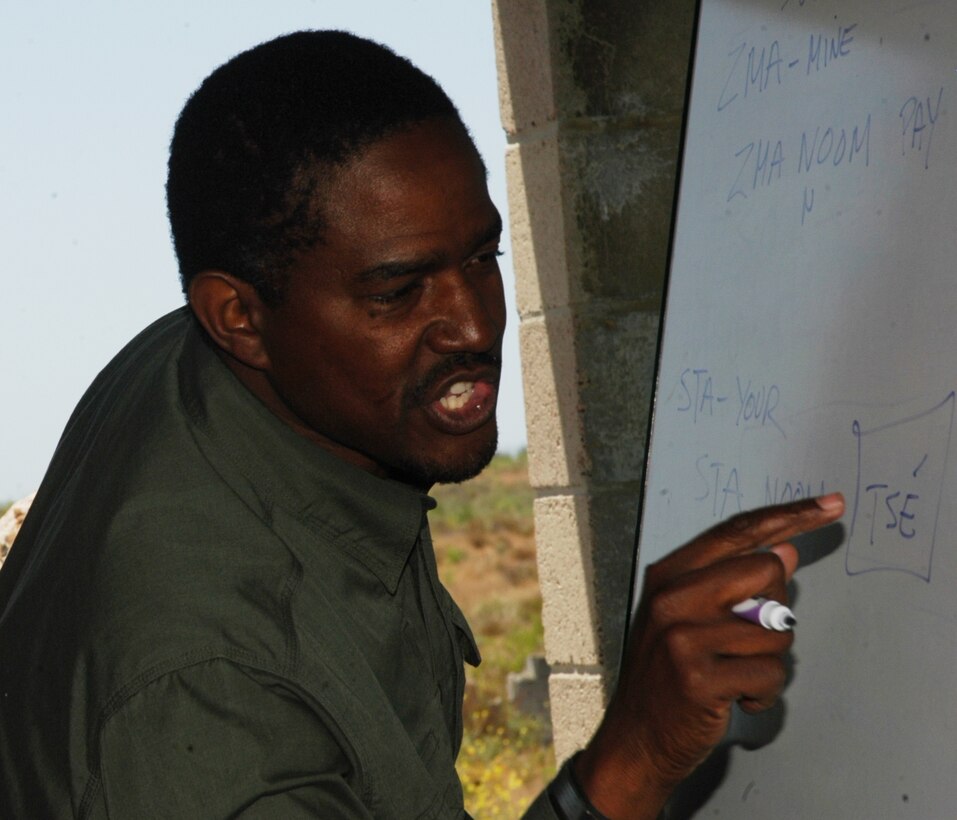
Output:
top-left (466, 213), bottom-right (504, 256)
top-left (356, 257), bottom-right (441, 284)
top-left (356, 213), bottom-right (503, 285)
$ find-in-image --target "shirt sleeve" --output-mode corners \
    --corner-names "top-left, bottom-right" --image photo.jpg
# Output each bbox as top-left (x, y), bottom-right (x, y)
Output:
top-left (95, 659), bottom-right (373, 819)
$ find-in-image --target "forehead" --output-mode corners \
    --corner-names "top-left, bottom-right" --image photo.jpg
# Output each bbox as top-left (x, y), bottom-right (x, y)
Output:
top-left (317, 119), bottom-right (496, 253)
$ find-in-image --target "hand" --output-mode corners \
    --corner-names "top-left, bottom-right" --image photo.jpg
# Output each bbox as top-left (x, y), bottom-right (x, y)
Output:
top-left (573, 493), bottom-right (845, 820)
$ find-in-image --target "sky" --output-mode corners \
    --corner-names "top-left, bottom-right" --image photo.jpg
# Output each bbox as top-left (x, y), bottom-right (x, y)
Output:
top-left (0, 1), bottom-right (526, 502)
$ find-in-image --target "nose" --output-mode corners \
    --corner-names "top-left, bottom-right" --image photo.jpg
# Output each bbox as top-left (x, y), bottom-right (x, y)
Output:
top-left (424, 268), bottom-right (505, 354)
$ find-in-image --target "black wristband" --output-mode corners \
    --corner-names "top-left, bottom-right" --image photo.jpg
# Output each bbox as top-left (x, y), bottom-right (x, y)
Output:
top-left (547, 751), bottom-right (612, 820)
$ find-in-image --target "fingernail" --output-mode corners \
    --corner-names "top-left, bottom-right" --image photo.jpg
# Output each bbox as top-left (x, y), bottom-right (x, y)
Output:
top-left (816, 492), bottom-right (844, 512)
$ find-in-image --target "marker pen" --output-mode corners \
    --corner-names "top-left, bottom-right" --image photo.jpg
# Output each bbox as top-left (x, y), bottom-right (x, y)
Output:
top-left (732, 597), bottom-right (796, 631)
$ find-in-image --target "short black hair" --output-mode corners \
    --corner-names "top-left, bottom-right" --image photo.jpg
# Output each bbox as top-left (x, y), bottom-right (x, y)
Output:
top-left (167, 30), bottom-right (465, 304)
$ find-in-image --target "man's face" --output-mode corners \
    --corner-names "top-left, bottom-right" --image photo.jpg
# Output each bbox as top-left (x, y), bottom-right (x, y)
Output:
top-left (254, 118), bottom-right (506, 488)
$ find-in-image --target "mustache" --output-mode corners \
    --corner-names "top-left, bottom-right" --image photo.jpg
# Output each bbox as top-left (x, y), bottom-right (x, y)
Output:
top-left (406, 352), bottom-right (502, 407)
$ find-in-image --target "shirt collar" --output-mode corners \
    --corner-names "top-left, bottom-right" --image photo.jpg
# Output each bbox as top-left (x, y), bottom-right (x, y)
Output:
top-left (176, 311), bottom-right (428, 593)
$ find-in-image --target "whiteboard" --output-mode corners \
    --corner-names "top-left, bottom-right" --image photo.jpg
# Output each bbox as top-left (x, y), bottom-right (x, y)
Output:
top-left (633, 1), bottom-right (957, 817)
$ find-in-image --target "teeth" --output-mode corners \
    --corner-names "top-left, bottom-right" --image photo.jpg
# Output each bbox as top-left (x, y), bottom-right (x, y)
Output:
top-left (439, 381), bottom-right (474, 411)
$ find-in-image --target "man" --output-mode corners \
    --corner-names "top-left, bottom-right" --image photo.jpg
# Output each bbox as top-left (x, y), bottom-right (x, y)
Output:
top-left (0, 31), bottom-right (843, 818)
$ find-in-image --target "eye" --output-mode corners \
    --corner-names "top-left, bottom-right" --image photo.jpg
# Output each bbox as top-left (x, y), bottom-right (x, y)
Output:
top-left (369, 279), bottom-right (421, 306)
top-left (468, 248), bottom-right (504, 269)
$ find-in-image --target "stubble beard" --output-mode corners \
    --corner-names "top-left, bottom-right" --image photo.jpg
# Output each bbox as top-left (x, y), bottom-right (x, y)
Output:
top-left (394, 423), bottom-right (499, 488)
top-left (397, 351), bottom-right (502, 486)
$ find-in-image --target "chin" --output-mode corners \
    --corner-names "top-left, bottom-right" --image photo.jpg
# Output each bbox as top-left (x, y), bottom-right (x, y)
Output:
top-left (397, 427), bottom-right (499, 487)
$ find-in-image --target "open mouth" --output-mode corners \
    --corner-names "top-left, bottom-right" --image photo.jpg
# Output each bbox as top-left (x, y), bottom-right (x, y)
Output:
top-left (426, 375), bottom-right (498, 433)
top-left (440, 381), bottom-right (478, 411)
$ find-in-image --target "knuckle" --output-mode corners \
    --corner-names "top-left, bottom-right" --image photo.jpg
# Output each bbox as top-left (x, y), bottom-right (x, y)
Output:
top-left (739, 550), bottom-right (788, 592)
top-left (678, 666), bottom-right (707, 701)
top-left (760, 629), bottom-right (794, 657)
top-left (712, 497), bottom-right (814, 544)
top-left (662, 623), bottom-right (695, 660)
top-left (756, 655), bottom-right (788, 691)
top-left (643, 560), bottom-right (667, 589)
top-left (725, 509), bottom-right (760, 535)
top-left (766, 659), bottom-right (788, 691)
top-left (711, 509), bottom-right (761, 545)
top-left (661, 630), bottom-right (705, 692)
top-left (648, 587), bottom-right (683, 628)
top-left (661, 627), bottom-right (712, 697)
top-left (757, 551), bottom-right (788, 584)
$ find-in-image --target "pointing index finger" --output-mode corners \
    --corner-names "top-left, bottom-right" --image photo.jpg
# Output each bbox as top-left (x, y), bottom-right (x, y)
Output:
top-left (656, 493), bottom-right (845, 579)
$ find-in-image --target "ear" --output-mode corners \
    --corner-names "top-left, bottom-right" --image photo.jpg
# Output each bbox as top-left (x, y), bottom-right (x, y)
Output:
top-left (188, 271), bottom-right (271, 371)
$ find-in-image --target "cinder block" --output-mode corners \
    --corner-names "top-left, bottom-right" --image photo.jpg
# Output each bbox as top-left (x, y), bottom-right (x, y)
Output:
top-left (518, 313), bottom-right (585, 489)
top-left (548, 669), bottom-right (608, 764)
top-left (505, 139), bottom-right (571, 316)
top-left (550, 1), bottom-right (696, 120)
top-left (576, 308), bottom-right (660, 484)
top-left (559, 126), bottom-right (677, 306)
top-left (535, 488), bottom-right (644, 681)
top-left (534, 494), bottom-right (599, 666)
top-left (585, 487), bottom-right (644, 682)
top-left (493, 0), bottom-right (702, 772)
top-left (491, 0), bottom-right (556, 137)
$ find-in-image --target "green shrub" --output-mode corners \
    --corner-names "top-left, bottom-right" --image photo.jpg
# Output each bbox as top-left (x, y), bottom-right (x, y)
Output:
top-left (430, 451), bottom-right (533, 536)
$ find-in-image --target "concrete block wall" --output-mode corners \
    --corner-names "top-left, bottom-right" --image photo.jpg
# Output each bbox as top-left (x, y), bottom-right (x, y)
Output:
top-left (491, 0), bottom-right (697, 763)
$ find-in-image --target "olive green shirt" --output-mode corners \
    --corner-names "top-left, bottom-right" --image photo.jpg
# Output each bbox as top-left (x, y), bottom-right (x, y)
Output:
top-left (0, 308), bottom-right (559, 819)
